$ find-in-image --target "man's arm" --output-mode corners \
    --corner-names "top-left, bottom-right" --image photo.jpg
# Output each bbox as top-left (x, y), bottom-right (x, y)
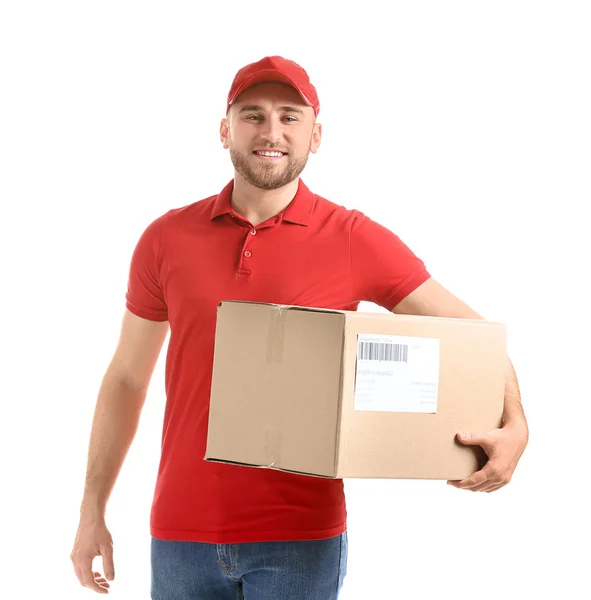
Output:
top-left (80, 309), bottom-right (169, 518)
top-left (392, 277), bottom-right (528, 491)
top-left (71, 309), bottom-right (169, 593)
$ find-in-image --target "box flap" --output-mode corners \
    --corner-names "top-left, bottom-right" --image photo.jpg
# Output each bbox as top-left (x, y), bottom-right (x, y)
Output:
top-left (218, 299), bottom-right (346, 316)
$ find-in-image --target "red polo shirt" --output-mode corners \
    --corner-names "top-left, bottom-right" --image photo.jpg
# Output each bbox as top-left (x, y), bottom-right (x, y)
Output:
top-left (125, 178), bottom-right (431, 544)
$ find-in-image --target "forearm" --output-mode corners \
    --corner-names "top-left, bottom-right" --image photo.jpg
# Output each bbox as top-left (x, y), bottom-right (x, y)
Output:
top-left (502, 357), bottom-right (528, 434)
top-left (79, 371), bottom-right (147, 521)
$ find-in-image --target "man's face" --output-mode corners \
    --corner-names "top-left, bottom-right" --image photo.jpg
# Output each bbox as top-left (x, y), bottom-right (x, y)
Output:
top-left (220, 82), bottom-right (322, 190)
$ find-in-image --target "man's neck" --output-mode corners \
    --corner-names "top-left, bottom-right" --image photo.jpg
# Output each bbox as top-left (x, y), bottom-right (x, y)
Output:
top-left (231, 174), bottom-right (299, 227)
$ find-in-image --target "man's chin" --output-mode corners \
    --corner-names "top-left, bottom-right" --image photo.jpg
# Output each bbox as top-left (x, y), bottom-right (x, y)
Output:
top-left (250, 177), bottom-right (294, 191)
top-left (238, 167), bottom-right (297, 191)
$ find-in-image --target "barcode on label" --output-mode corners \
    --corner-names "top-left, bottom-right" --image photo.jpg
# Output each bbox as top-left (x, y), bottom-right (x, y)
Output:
top-left (357, 341), bottom-right (408, 362)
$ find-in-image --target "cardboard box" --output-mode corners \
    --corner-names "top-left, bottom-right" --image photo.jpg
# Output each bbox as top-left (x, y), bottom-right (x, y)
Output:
top-left (205, 301), bottom-right (507, 480)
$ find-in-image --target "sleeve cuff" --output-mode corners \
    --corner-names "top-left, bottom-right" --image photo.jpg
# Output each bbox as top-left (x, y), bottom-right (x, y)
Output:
top-left (383, 269), bottom-right (431, 312)
top-left (125, 300), bottom-right (169, 322)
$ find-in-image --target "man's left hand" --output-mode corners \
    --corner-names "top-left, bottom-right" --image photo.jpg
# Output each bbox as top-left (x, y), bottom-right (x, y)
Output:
top-left (447, 424), bottom-right (528, 493)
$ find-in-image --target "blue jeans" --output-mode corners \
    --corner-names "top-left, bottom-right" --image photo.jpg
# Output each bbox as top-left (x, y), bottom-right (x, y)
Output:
top-left (150, 531), bottom-right (348, 599)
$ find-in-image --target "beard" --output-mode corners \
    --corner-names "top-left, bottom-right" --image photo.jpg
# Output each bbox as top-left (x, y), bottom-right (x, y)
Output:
top-left (229, 143), bottom-right (311, 191)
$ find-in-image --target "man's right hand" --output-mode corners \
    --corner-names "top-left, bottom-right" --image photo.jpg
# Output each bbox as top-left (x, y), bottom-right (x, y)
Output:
top-left (70, 518), bottom-right (115, 594)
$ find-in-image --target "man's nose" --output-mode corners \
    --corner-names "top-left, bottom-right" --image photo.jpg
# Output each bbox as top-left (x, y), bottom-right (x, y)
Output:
top-left (260, 116), bottom-right (283, 143)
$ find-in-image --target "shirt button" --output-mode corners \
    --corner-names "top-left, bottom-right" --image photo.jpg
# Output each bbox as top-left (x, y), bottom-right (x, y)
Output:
top-left (250, 229), bottom-right (256, 235)
top-left (244, 250), bottom-right (252, 258)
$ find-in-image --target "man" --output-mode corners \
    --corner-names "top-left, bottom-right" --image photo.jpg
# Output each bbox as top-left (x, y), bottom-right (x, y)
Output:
top-left (70, 56), bottom-right (529, 598)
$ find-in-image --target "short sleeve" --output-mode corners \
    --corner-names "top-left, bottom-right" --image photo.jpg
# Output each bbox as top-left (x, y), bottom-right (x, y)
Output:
top-left (125, 214), bottom-right (169, 321)
top-left (350, 211), bottom-right (431, 311)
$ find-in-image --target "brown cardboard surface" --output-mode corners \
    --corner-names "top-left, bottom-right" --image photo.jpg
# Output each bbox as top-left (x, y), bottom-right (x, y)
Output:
top-left (205, 300), bottom-right (506, 480)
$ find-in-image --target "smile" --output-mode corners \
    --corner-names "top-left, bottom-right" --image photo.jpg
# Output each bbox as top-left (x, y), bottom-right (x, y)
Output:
top-left (253, 150), bottom-right (286, 160)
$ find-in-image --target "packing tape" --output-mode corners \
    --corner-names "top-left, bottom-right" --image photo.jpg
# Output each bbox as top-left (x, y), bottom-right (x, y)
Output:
top-left (266, 305), bottom-right (287, 363)
top-left (264, 430), bottom-right (283, 468)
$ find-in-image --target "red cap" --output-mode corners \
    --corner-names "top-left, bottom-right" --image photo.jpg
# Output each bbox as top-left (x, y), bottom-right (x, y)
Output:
top-left (226, 56), bottom-right (320, 117)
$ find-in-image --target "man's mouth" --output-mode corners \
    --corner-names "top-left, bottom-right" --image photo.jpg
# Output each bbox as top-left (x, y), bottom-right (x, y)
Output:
top-left (253, 150), bottom-right (287, 160)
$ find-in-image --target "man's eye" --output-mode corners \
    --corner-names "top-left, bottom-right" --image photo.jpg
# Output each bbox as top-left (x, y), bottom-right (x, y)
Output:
top-left (245, 115), bottom-right (297, 122)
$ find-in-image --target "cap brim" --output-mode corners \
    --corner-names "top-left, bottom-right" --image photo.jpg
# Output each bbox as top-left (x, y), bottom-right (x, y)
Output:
top-left (227, 69), bottom-right (314, 110)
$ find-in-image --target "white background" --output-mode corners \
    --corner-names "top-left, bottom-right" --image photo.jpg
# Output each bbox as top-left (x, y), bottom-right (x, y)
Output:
top-left (1, 1), bottom-right (590, 598)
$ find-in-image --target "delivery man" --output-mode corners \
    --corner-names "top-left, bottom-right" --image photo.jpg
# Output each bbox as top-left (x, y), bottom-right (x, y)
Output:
top-left (70, 55), bottom-right (529, 599)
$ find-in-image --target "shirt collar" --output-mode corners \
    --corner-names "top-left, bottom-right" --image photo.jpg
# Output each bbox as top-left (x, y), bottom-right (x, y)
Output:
top-left (210, 178), bottom-right (315, 226)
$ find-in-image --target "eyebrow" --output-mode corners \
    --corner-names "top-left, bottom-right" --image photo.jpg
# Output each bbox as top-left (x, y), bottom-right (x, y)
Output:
top-left (238, 105), bottom-right (305, 116)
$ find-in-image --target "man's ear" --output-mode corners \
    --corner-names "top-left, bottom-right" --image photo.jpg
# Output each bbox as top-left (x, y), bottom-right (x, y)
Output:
top-left (220, 118), bottom-right (230, 149)
top-left (310, 122), bottom-right (322, 154)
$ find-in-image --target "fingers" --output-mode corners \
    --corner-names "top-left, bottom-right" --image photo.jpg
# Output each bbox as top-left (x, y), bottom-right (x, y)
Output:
top-left (456, 431), bottom-right (493, 452)
top-left (74, 563), bottom-right (109, 594)
top-left (72, 546), bottom-right (112, 594)
top-left (101, 543), bottom-right (115, 581)
top-left (94, 572), bottom-right (111, 589)
top-left (447, 466), bottom-right (494, 491)
top-left (481, 484), bottom-right (504, 493)
top-left (447, 472), bottom-right (486, 489)
top-left (447, 463), bottom-right (509, 492)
